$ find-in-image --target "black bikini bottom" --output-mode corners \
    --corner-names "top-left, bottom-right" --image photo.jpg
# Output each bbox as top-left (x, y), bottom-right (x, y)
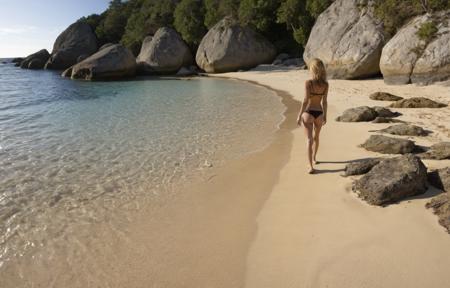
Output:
top-left (306, 110), bottom-right (323, 119)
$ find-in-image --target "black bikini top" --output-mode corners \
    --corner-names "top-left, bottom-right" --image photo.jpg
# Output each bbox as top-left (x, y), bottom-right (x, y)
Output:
top-left (309, 80), bottom-right (327, 97)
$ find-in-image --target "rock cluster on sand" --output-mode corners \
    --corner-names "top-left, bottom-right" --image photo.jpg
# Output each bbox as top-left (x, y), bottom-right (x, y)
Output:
top-left (19, 49), bottom-right (50, 69)
top-left (272, 54), bottom-right (306, 68)
top-left (336, 106), bottom-right (399, 122)
top-left (379, 124), bottom-right (428, 136)
top-left (360, 135), bottom-right (416, 154)
top-left (196, 17), bottom-right (276, 73)
top-left (369, 92), bottom-right (403, 101)
top-left (353, 154), bottom-right (427, 205)
top-left (389, 97), bottom-right (447, 108)
top-left (419, 142), bottom-right (450, 160)
top-left (45, 22), bottom-right (98, 70)
top-left (428, 168), bottom-right (450, 192)
top-left (381, 12), bottom-right (450, 85)
top-left (303, 0), bottom-right (384, 79)
top-left (63, 44), bottom-right (136, 80)
top-left (426, 192), bottom-right (450, 233)
top-left (136, 27), bottom-right (193, 74)
top-left (372, 117), bottom-right (405, 123)
top-left (343, 158), bottom-right (381, 176)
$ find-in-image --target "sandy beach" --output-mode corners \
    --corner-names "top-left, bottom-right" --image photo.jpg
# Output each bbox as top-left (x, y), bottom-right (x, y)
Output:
top-left (213, 66), bottom-right (450, 288)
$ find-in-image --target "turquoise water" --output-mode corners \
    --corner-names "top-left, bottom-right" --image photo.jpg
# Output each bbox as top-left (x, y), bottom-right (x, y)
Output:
top-left (0, 60), bottom-right (284, 276)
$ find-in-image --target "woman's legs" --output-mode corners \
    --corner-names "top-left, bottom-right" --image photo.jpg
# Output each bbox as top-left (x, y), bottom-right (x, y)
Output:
top-left (301, 112), bottom-right (315, 173)
top-left (313, 116), bottom-right (324, 163)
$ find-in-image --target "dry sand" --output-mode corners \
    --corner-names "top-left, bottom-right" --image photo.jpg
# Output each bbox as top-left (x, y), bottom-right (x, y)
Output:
top-left (213, 66), bottom-right (450, 288)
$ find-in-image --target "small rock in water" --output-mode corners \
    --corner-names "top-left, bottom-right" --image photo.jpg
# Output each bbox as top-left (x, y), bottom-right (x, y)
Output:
top-left (390, 97), bottom-right (447, 108)
top-left (360, 135), bottom-right (416, 154)
top-left (379, 124), bottom-right (428, 136)
top-left (369, 92), bottom-right (403, 101)
top-left (353, 154), bottom-right (428, 206)
top-left (343, 158), bottom-right (381, 177)
top-left (426, 192), bottom-right (450, 233)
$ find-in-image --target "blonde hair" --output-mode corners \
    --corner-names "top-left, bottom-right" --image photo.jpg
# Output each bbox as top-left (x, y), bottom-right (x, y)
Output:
top-left (309, 58), bottom-right (327, 84)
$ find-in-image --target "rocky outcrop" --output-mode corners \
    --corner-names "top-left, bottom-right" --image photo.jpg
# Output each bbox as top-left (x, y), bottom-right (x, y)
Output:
top-left (336, 106), bottom-right (398, 122)
top-left (66, 44), bottom-right (136, 80)
top-left (137, 28), bottom-right (193, 74)
top-left (428, 168), bottom-right (450, 192)
top-left (426, 192), bottom-right (450, 233)
top-left (360, 135), bottom-right (416, 154)
top-left (19, 49), bottom-right (50, 69)
top-left (369, 92), bottom-right (403, 101)
top-left (354, 154), bottom-right (427, 205)
top-left (372, 117), bottom-right (405, 123)
top-left (380, 12), bottom-right (450, 85)
top-left (12, 57), bottom-right (23, 66)
top-left (196, 17), bottom-right (276, 73)
top-left (303, 0), bottom-right (384, 79)
top-left (343, 158), bottom-right (381, 176)
top-left (420, 142), bottom-right (450, 160)
top-left (379, 124), bottom-right (428, 136)
top-left (45, 21), bottom-right (98, 70)
top-left (390, 97), bottom-right (447, 108)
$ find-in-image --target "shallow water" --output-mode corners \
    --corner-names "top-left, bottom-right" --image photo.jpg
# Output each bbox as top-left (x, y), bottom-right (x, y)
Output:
top-left (0, 60), bottom-right (285, 283)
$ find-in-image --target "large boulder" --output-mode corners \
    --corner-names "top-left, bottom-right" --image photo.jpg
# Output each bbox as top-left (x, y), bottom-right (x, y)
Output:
top-left (360, 135), bottom-right (416, 154)
top-left (67, 44), bottom-right (136, 80)
top-left (420, 142), bottom-right (450, 160)
top-left (426, 192), bottom-right (450, 233)
top-left (336, 106), bottom-right (378, 122)
top-left (336, 106), bottom-right (398, 122)
top-left (45, 22), bottom-right (98, 70)
top-left (381, 12), bottom-right (450, 85)
top-left (369, 92), bottom-right (403, 101)
top-left (196, 17), bottom-right (276, 73)
top-left (428, 168), bottom-right (450, 192)
top-left (389, 97), bottom-right (447, 108)
top-left (303, 0), bottom-right (384, 79)
top-left (19, 49), bottom-right (50, 69)
top-left (379, 124), bottom-right (428, 136)
top-left (353, 154), bottom-right (428, 205)
top-left (343, 158), bottom-right (381, 177)
top-left (136, 28), bottom-right (193, 74)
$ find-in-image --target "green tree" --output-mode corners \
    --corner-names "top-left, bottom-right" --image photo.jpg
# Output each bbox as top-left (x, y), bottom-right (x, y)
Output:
top-left (238, 0), bottom-right (281, 33)
top-left (121, 0), bottom-right (180, 54)
top-left (95, 0), bottom-right (133, 45)
top-left (204, 0), bottom-right (241, 28)
top-left (174, 0), bottom-right (207, 47)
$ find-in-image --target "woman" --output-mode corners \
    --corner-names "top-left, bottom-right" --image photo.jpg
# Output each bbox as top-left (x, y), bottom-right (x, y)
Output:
top-left (297, 58), bottom-right (328, 174)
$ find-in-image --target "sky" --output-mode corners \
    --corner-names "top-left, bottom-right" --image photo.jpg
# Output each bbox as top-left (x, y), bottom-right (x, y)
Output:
top-left (0, 0), bottom-right (110, 57)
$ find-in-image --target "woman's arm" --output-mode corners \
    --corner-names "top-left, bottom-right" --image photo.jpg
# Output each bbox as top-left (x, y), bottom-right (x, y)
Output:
top-left (322, 84), bottom-right (329, 125)
top-left (297, 81), bottom-right (310, 126)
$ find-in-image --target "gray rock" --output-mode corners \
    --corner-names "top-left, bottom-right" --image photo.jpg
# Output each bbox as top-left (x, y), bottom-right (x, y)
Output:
top-left (372, 106), bottom-right (400, 118)
top-left (282, 58), bottom-right (305, 67)
top-left (390, 97), bottom-right (447, 108)
top-left (420, 142), bottom-right (450, 160)
top-left (137, 28), bottom-right (192, 74)
top-left (426, 192), bottom-right (450, 233)
top-left (343, 158), bottom-right (381, 176)
top-left (176, 66), bottom-right (197, 77)
top-left (372, 117), bottom-right (405, 123)
top-left (369, 92), bottom-right (403, 101)
top-left (360, 135), bottom-right (416, 154)
top-left (354, 154), bottom-right (427, 205)
top-left (428, 168), bottom-right (450, 192)
top-left (381, 12), bottom-right (450, 85)
top-left (28, 59), bottom-right (45, 69)
top-left (196, 17), bottom-right (276, 73)
top-left (379, 124), bottom-right (428, 136)
top-left (303, 0), bottom-right (384, 79)
top-left (77, 54), bottom-right (89, 63)
top-left (336, 106), bottom-right (378, 122)
top-left (99, 43), bottom-right (115, 51)
top-left (45, 21), bottom-right (98, 70)
top-left (12, 57), bottom-right (23, 64)
top-left (20, 49), bottom-right (50, 69)
top-left (273, 53), bottom-right (290, 64)
top-left (69, 44), bottom-right (136, 80)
